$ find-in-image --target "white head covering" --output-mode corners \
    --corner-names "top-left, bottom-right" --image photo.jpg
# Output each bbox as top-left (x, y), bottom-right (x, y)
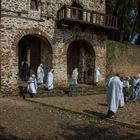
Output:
top-left (32, 74), bottom-right (36, 77)
top-left (136, 74), bottom-right (140, 79)
top-left (40, 64), bottom-right (43, 67)
top-left (125, 76), bottom-right (130, 80)
top-left (51, 69), bottom-right (54, 73)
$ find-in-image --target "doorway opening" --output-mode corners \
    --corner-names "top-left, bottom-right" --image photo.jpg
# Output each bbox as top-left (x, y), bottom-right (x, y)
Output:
top-left (67, 40), bottom-right (95, 84)
top-left (18, 34), bottom-right (52, 80)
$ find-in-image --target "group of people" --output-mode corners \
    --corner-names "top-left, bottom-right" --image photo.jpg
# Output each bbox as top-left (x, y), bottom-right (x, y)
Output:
top-left (68, 67), bottom-right (101, 96)
top-left (27, 66), bottom-right (100, 97)
top-left (70, 67), bottom-right (101, 86)
top-left (22, 63), bottom-right (54, 97)
top-left (22, 62), bottom-right (140, 119)
top-left (106, 73), bottom-right (140, 118)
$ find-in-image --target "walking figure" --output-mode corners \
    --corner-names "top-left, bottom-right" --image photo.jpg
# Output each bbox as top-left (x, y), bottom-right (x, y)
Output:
top-left (72, 68), bottom-right (78, 85)
top-left (68, 79), bottom-right (76, 96)
top-left (22, 61), bottom-right (29, 81)
top-left (37, 64), bottom-right (44, 84)
top-left (94, 67), bottom-right (101, 86)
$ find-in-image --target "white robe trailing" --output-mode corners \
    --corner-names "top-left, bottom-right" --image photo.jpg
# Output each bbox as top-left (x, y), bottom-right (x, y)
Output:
top-left (37, 64), bottom-right (44, 84)
top-left (133, 77), bottom-right (140, 101)
top-left (72, 68), bottom-right (78, 85)
top-left (46, 70), bottom-right (54, 90)
top-left (131, 78), bottom-right (137, 99)
top-left (27, 76), bottom-right (37, 94)
top-left (106, 76), bottom-right (122, 113)
top-left (119, 81), bottom-right (125, 107)
top-left (94, 68), bottom-right (101, 83)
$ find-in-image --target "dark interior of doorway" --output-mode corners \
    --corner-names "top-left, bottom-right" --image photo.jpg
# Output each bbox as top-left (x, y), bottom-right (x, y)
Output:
top-left (18, 35), bottom-right (41, 79)
top-left (67, 40), bottom-right (95, 84)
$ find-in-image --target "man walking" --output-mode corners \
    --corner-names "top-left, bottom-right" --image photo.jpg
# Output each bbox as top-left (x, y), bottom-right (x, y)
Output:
top-left (106, 74), bottom-right (122, 118)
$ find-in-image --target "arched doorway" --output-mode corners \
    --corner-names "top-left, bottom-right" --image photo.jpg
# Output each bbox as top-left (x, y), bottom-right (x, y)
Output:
top-left (18, 34), bottom-right (52, 80)
top-left (67, 40), bottom-right (95, 84)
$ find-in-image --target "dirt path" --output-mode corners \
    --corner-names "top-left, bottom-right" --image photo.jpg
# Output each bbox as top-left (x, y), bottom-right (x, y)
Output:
top-left (0, 96), bottom-right (140, 140)
top-left (28, 94), bottom-right (140, 126)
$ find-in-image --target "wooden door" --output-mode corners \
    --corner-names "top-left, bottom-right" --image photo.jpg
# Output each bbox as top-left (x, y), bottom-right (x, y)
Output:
top-left (67, 45), bottom-right (80, 79)
top-left (30, 37), bottom-right (40, 74)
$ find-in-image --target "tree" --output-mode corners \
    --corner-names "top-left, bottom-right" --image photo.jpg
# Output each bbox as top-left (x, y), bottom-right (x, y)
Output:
top-left (136, 0), bottom-right (140, 44)
top-left (106, 0), bottom-right (139, 44)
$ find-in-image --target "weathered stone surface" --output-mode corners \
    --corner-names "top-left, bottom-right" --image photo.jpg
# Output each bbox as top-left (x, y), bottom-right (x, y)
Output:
top-left (1, 0), bottom-right (106, 93)
top-left (106, 40), bottom-right (140, 79)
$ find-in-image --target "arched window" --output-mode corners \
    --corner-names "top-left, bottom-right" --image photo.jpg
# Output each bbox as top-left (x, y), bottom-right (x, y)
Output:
top-left (30, 0), bottom-right (38, 10)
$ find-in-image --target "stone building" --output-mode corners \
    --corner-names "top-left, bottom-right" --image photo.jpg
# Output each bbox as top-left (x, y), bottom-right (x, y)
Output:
top-left (0, 0), bottom-right (118, 93)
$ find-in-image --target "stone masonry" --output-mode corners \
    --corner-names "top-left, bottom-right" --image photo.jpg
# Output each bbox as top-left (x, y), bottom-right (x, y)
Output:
top-left (0, 0), bottom-right (106, 93)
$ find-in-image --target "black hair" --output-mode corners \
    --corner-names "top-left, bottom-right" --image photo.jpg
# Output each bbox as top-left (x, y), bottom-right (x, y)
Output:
top-left (115, 73), bottom-right (120, 77)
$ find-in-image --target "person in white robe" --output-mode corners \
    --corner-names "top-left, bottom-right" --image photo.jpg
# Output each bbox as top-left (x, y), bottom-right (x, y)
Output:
top-left (45, 69), bottom-right (54, 90)
top-left (72, 68), bottom-right (78, 85)
top-left (106, 74), bottom-right (122, 118)
top-left (27, 74), bottom-right (37, 97)
top-left (119, 77), bottom-right (125, 108)
top-left (133, 74), bottom-right (140, 101)
top-left (94, 67), bottom-right (101, 86)
top-left (37, 64), bottom-right (44, 84)
top-left (129, 76), bottom-right (137, 100)
top-left (106, 76), bottom-right (113, 105)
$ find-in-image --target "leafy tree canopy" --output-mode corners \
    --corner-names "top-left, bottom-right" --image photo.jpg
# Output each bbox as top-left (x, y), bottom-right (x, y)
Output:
top-left (106, 0), bottom-right (140, 44)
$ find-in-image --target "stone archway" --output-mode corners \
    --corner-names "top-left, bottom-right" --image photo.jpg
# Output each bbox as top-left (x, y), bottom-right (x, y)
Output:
top-left (67, 40), bottom-right (95, 84)
top-left (18, 34), bottom-right (53, 80)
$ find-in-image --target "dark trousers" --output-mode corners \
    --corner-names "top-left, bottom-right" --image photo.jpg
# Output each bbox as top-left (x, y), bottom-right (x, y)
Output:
top-left (123, 87), bottom-right (128, 102)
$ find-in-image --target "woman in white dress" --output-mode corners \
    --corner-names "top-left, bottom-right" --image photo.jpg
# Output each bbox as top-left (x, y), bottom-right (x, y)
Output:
top-left (27, 74), bottom-right (37, 97)
top-left (37, 64), bottom-right (44, 84)
top-left (45, 69), bottom-right (54, 91)
top-left (72, 68), bottom-right (78, 85)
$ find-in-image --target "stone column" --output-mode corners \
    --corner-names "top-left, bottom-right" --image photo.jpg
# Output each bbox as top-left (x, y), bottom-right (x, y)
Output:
top-left (94, 41), bottom-right (106, 84)
top-left (79, 45), bottom-right (85, 83)
top-left (27, 47), bottom-right (30, 67)
top-left (53, 43), bottom-right (68, 86)
top-left (41, 2), bottom-right (47, 16)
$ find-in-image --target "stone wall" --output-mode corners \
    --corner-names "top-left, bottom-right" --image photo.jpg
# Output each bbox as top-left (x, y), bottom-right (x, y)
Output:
top-left (53, 31), bottom-right (106, 85)
top-left (0, 0), bottom-right (106, 93)
top-left (1, 0), bottom-right (106, 14)
top-left (2, 0), bottom-right (28, 12)
top-left (106, 40), bottom-right (140, 79)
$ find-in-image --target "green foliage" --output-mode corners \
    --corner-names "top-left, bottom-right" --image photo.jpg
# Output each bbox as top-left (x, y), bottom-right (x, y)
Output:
top-left (106, 0), bottom-right (139, 44)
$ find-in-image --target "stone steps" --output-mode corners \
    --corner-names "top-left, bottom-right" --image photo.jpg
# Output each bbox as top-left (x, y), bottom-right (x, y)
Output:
top-left (34, 85), bottom-right (106, 97)
top-left (18, 82), bottom-right (106, 98)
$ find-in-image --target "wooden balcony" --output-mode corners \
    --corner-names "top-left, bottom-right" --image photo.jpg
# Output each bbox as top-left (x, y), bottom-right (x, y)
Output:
top-left (57, 5), bottom-right (118, 32)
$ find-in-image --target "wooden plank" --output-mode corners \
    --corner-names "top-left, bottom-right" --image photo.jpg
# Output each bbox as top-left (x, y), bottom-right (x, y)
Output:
top-left (57, 5), bottom-right (118, 30)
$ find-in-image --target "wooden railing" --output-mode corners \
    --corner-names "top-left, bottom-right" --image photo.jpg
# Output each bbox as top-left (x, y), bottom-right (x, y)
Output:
top-left (57, 5), bottom-right (118, 30)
